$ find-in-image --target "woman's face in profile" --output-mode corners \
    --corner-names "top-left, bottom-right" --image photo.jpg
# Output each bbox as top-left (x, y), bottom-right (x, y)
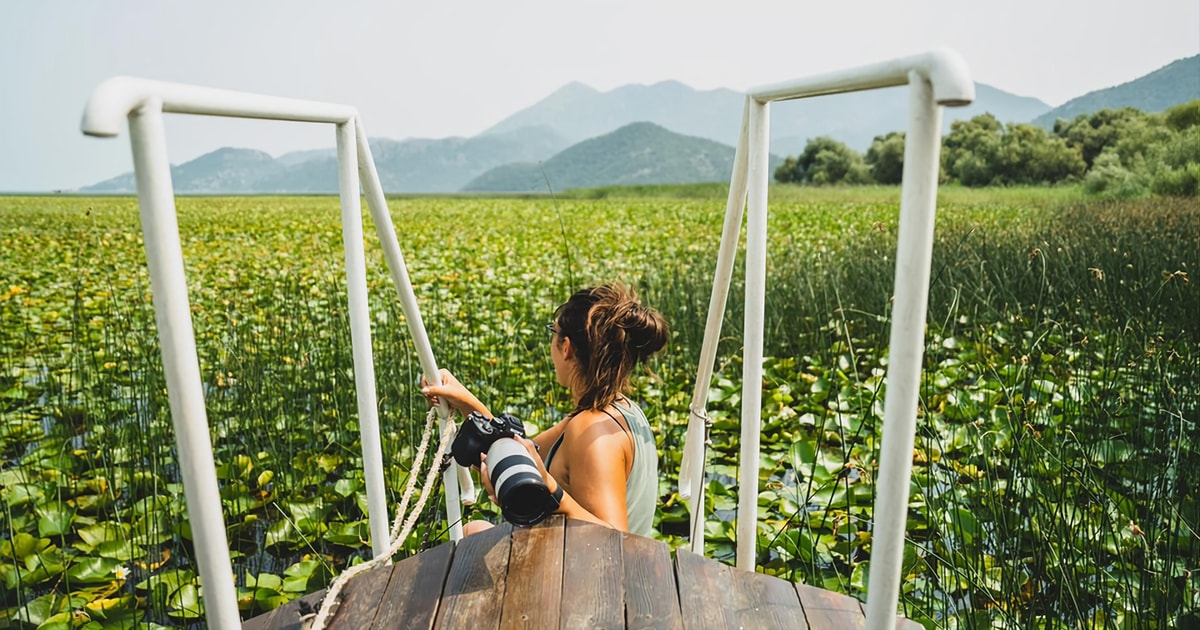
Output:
top-left (549, 322), bottom-right (571, 388)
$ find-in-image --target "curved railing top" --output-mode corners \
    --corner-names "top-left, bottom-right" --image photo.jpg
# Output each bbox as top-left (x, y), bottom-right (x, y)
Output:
top-left (748, 48), bottom-right (974, 106)
top-left (80, 75), bottom-right (358, 138)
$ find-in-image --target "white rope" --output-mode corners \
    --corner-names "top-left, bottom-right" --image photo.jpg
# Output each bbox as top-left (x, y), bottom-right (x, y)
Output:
top-left (389, 407), bottom-right (439, 540)
top-left (307, 408), bottom-right (458, 630)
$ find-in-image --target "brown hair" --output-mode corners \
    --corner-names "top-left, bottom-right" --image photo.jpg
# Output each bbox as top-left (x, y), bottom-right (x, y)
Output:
top-left (554, 282), bottom-right (669, 414)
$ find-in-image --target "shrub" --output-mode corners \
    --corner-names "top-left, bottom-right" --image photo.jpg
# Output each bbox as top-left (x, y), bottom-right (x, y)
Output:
top-left (1083, 150), bottom-right (1148, 198)
top-left (865, 131), bottom-right (905, 184)
top-left (1163, 99), bottom-right (1200, 131)
top-left (1150, 162), bottom-right (1200, 196)
top-left (943, 115), bottom-right (1085, 186)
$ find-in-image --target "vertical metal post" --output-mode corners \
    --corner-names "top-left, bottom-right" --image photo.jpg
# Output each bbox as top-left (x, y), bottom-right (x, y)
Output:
top-left (355, 122), bottom-right (468, 541)
top-left (335, 120), bottom-right (390, 558)
top-left (864, 72), bottom-right (943, 630)
top-left (736, 98), bottom-right (771, 570)
top-left (680, 97), bottom-right (751, 553)
top-left (127, 98), bottom-right (241, 630)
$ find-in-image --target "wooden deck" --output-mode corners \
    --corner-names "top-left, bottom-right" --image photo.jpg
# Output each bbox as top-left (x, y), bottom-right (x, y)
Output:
top-left (242, 515), bottom-right (918, 629)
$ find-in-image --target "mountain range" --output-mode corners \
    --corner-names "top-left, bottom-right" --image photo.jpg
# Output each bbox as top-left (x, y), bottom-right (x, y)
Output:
top-left (462, 122), bottom-right (785, 192)
top-left (81, 55), bottom-right (1199, 194)
top-left (83, 126), bottom-right (572, 194)
top-left (480, 80), bottom-right (1051, 157)
top-left (1031, 56), bottom-right (1199, 128)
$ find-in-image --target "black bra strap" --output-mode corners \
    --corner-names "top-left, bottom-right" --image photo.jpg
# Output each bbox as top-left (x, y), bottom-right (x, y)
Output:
top-left (546, 404), bottom-right (635, 469)
top-left (600, 406), bottom-right (632, 436)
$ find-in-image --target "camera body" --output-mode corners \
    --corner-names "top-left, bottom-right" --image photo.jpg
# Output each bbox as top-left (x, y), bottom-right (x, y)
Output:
top-left (451, 412), bottom-right (560, 525)
top-left (450, 412), bottom-right (528, 467)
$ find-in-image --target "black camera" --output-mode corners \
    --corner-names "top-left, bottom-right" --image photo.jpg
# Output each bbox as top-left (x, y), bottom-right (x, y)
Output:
top-left (447, 412), bottom-right (561, 526)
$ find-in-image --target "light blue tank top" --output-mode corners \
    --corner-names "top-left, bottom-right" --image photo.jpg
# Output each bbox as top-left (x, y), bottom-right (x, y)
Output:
top-left (613, 400), bottom-right (658, 537)
top-left (543, 400), bottom-right (658, 537)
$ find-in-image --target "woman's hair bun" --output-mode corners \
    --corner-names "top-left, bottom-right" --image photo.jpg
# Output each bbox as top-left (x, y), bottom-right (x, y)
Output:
top-left (622, 303), bottom-right (668, 361)
top-left (555, 281), bottom-right (669, 412)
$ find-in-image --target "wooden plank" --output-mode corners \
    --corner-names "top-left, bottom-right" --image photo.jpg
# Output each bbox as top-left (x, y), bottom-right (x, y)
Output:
top-left (865, 601), bottom-right (926, 630)
top-left (499, 515), bottom-right (565, 630)
top-left (241, 604), bottom-right (282, 630)
top-left (434, 524), bottom-right (514, 630)
top-left (795, 583), bottom-right (864, 630)
top-left (674, 548), bottom-right (737, 630)
top-left (727, 567), bottom-right (810, 629)
top-left (371, 540), bottom-right (456, 629)
top-left (621, 531), bottom-right (684, 630)
top-left (318, 559), bottom-right (394, 628)
top-left (240, 588), bottom-right (326, 630)
top-left (560, 519), bottom-right (624, 629)
top-left (844, 592), bottom-right (926, 624)
top-left (882, 613), bottom-right (925, 630)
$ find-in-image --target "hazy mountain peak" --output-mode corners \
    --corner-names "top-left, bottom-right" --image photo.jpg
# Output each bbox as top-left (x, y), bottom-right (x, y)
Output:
top-left (199, 147), bottom-right (274, 161)
top-left (545, 81), bottom-right (600, 99)
top-left (614, 79), bottom-right (690, 91)
top-left (604, 121), bottom-right (693, 141)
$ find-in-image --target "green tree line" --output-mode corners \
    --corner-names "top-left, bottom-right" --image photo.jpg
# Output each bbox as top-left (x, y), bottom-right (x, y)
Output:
top-left (774, 100), bottom-right (1200, 196)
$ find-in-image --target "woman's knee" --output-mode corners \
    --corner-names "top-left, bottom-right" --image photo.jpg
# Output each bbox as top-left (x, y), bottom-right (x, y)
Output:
top-left (463, 520), bottom-right (495, 536)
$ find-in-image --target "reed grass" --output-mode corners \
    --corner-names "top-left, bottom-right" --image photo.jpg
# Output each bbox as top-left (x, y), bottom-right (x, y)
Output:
top-left (0, 189), bottom-right (1195, 627)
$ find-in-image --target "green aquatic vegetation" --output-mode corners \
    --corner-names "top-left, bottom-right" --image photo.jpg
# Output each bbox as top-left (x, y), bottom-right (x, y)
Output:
top-left (0, 190), bottom-right (1196, 628)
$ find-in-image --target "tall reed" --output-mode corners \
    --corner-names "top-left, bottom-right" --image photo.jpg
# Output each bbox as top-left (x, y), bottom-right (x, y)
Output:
top-left (2, 190), bottom-right (1194, 627)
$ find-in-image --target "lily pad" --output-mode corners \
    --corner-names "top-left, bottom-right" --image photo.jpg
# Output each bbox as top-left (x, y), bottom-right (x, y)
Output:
top-left (65, 556), bottom-right (123, 584)
top-left (34, 503), bottom-right (74, 538)
top-left (166, 583), bottom-right (204, 619)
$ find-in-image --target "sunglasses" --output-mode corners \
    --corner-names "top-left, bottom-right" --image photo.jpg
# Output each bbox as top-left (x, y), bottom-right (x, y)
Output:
top-left (545, 322), bottom-right (559, 336)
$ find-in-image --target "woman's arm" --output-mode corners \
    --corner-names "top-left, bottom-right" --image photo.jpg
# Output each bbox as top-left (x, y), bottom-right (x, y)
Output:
top-left (421, 369), bottom-right (490, 416)
top-left (506, 412), bottom-right (632, 529)
top-left (531, 417), bottom-right (569, 453)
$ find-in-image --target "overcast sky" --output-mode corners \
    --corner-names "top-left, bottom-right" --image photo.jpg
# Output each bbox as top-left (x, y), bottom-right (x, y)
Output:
top-left (1, 0), bottom-right (1197, 192)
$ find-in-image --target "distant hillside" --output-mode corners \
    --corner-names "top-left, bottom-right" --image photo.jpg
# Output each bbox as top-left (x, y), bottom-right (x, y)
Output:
top-left (254, 125), bottom-right (571, 192)
top-left (1033, 56), bottom-right (1200, 127)
top-left (462, 122), bottom-right (783, 192)
top-left (275, 147), bottom-right (334, 167)
top-left (81, 126), bottom-right (570, 194)
top-left (483, 79), bottom-right (1051, 155)
top-left (83, 148), bottom-right (281, 193)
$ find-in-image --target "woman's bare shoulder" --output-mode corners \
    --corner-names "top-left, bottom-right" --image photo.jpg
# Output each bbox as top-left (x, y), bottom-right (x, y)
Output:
top-left (564, 408), bottom-right (625, 440)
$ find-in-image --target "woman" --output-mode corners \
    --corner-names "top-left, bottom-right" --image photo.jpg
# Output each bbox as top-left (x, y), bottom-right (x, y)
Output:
top-left (422, 283), bottom-right (668, 536)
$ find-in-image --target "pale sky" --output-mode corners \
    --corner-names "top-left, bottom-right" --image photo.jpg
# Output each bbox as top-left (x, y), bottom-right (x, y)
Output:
top-left (1, 0), bottom-right (1197, 192)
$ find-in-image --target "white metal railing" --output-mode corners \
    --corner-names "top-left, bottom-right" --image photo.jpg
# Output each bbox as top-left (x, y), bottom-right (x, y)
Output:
top-left (676, 49), bottom-right (973, 630)
top-left (80, 77), bottom-right (475, 629)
